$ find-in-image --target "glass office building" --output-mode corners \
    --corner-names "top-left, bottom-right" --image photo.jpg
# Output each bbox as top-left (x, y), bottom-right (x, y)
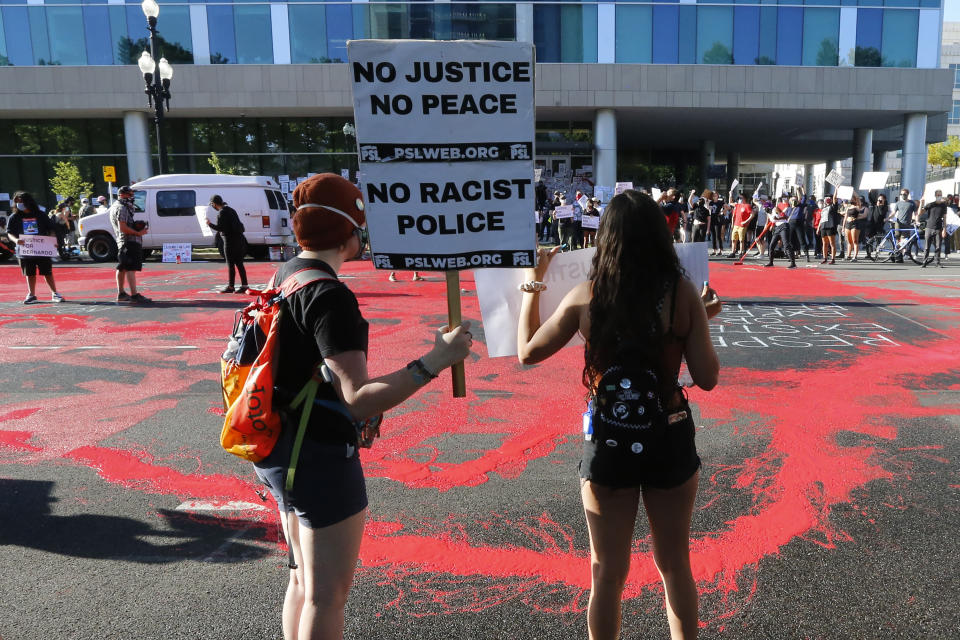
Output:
top-left (0, 1), bottom-right (950, 205)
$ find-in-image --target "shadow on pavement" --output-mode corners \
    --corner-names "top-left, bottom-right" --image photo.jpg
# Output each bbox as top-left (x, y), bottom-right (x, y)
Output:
top-left (0, 479), bottom-right (272, 564)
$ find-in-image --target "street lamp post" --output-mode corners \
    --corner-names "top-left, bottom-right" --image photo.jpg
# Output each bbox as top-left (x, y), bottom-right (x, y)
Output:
top-left (138, 0), bottom-right (173, 175)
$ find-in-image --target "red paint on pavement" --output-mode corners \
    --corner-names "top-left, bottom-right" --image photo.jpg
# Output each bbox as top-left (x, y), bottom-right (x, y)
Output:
top-left (0, 430), bottom-right (43, 452)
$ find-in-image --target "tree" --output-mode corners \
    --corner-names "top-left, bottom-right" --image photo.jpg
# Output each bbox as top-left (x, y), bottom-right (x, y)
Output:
top-left (208, 152), bottom-right (238, 175)
top-left (927, 136), bottom-right (960, 168)
top-left (702, 43), bottom-right (733, 65)
top-left (49, 161), bottom-right (94, 202)
top-left (117, 35), bottom-right (193, 65)
top-left (853, 46), bottom-right (882, 67)
top-left (815, 39), bottom-right (839, 67)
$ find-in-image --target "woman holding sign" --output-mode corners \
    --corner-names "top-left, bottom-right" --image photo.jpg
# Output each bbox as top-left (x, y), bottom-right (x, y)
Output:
top-left (517, 190), bottom-right (721, 640)
top-left (7, 191), bottom-right (64, 304)
top-left (255, 174), bottom-right (473, 640)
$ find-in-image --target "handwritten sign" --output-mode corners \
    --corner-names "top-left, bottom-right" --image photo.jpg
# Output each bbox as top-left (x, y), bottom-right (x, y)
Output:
top-left (553, 204), bottom-right (575, 219)
top-left (15, 235), bottom-right (57, 258)
top-left (581, 215), bottom-right (600, 230)
top-left (836, 185), bottom-right (854, 200)
top-left (474, 243), bottom-right (709, 357)
top-left (614, 182), bottom-right (633, 195)
top-left (858, 171), bottom-right (889, 190)
top-left (825, 169), bottom-right (845, 187)
top-left (162, 243), bottom-right (192, 263)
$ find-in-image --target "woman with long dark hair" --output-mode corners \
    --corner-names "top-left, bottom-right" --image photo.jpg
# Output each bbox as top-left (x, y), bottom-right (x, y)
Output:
top-left (517, 190), bottom-right (721, 639)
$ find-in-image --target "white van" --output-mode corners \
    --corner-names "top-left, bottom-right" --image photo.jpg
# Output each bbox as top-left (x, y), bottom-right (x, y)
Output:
top-left (78, 174), bottom-right (294, 262)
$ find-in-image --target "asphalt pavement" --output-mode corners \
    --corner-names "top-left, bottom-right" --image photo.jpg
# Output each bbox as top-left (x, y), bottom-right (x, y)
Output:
top-left (0, 252), bottom-right (957, 639)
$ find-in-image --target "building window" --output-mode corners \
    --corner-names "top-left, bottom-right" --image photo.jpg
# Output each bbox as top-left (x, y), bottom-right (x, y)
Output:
top-left (697, 6), bottom-right (733, 64)
top-left (950, 64), bottom-right (960, 90)
top-left (949, 100), bottom-right (960, 126)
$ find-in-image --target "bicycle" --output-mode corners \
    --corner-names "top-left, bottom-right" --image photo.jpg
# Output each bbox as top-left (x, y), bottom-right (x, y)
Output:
top-left (864, 224), bottom-right (924, 264)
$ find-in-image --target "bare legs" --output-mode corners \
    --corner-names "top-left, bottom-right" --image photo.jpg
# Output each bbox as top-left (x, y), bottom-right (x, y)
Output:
top-left (116, 270), bottom-right (139, 295)
top-left (581, 472), bottom-right (700, 640)
top-left (25, 273), bottom-right (57, 296)
top-left (280, 508), bottom-right (366, 640)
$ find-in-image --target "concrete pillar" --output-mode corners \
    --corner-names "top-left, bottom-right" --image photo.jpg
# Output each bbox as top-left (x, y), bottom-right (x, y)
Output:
top-left (852, 128), bottom-right (873, 193)
top-left (873, 150), bottom-right (887, 172)
top-left (901, 113), bottom-right (928, 199)
top-left (700, 140), bottom-right (716, 190)
top-left (515, 3), bottom-right (534, 43)
top-left (726, 152), bottom-right (740, 195)
top-left (593, 109), bottom-right (617, 189)
top-left (123, 111), bottom-right (153, 183)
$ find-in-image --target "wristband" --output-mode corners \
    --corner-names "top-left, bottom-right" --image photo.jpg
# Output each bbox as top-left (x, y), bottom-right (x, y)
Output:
top-left (518, 281), bottom-right (547, 293)
top-left (407, 358), bottom-right (437, 386)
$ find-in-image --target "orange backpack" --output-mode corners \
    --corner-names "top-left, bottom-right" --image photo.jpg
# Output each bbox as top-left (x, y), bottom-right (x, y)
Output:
top-left (219, 269), bottom-right (335, 463)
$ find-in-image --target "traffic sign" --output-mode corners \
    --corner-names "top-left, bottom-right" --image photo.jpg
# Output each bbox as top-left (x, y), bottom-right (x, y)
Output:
top-left (102, 165), bottom-right (116, 182)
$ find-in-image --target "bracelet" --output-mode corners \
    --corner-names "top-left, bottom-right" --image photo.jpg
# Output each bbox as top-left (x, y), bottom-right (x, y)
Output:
top-left (518, 281), bottom-right (547, 293)
top-left (406, 359), bottom-right (437, 386)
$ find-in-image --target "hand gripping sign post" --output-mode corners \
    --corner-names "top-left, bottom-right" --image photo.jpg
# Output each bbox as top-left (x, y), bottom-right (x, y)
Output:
top-left (348, 39), bottom-right (536, 396)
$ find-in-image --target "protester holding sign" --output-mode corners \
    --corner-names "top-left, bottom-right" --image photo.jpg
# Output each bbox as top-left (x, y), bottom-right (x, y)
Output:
top-left (207, 194), bottom-right (249, 293)
top-left (516, 190), bottom-right (721, 640)
top-left (7, 191), bottom-right (64, 304)
top-left (254, 174), bottom-right (473, 640)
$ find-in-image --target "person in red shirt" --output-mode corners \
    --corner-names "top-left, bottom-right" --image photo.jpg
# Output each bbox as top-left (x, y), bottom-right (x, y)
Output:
top-left (658, 188), bottom-right (681, 238)
top-left (728, 194), bottom-right (756, 257)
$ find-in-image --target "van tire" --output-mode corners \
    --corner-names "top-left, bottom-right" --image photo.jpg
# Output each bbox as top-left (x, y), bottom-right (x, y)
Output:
top-left (87, 234), bottom-right (118, 262)
top-left (248, 245), bottom-right (269, 260)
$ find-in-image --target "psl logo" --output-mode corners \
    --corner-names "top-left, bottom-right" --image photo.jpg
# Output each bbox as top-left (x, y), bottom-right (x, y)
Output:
top-left (373, 254), bottom-right (393, 269)
top-left (360, 145), bottom-right (380, 161)
top-left (509, 144), bottom-right (530, 160)
top-left (512, 252), bottom-right (532, 266)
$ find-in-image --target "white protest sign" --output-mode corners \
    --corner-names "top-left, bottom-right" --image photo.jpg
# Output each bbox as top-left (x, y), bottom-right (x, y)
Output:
top-left (349, 40), bottom-right (536, 271)
top-left (615, 182), bottom-right (633, 195)
top-left (534, 168), bottom-right (542, 182)
top-left (651, 187), bottom-right (662, 201)
top-left (753, 182), bottom-right (763, 198)
top-left (594, 186), bottom-right (614, 203)
top-left (859, 171), bottom-right (889, 191)
top-left (278, 174), bottom-right (290, 183)
top-left (581, 215), bottom-right (600, 230)
top-left (825, 169), bottom-right (844, 187)
top-left (162, 243), bottom-right (192, 263)
top-left (15, 235), bottom-right (58, 258)
top-left (0, 192), bottom-right (9, 203)
top-left (196, 206), bottom-right (215, 237)
top-left (474, 243), bottom-right (709, 358)
top-left (577, 194), bottom-right (589, 209)
top-left (946, 209), bottom-right (960, 236)
top-left (729, 179), bottom-right (739, 194)
top-left (553, 204), bottom-right (575, 219)
top-left (836, 185), bottom-right (854, 200)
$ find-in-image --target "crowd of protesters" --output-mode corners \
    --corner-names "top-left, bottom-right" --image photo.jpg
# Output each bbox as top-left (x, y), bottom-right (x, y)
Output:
top-left (536, 179), bottom-right (957, 268)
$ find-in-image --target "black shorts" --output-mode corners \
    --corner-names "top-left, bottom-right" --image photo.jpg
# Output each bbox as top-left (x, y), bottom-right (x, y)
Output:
top-left (255, 440), bottom-right (368, 529)
top-left (821, 228), bottom-right (837, 237)
top-left (19, 257), bottom-right (53, 277)
top-left (117, 241), bottom-right (143, 271)
top-left (579, 402), bottom-right (701, 490)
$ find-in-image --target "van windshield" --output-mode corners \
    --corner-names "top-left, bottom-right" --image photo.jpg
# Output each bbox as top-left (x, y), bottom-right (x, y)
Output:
top-left (132, 191), bottom-right (146, 213)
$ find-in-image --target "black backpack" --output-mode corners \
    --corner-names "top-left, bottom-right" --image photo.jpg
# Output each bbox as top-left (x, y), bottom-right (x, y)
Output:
top-left (588, 364), bottom-right (668, 464)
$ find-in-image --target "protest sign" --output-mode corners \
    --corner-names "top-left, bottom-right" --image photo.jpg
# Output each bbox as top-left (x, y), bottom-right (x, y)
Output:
top-left (553, 204), bottom-right (574, 219)
top-left (162, 243), bottom-right (192, 263)
top-left (615, 182), bottom-right (633, 195)
top-left (946, 209), bottom-right (960, 236)
top-left (349, 39), bottom-right (536, 273)
top-left (836, 185), bottom-right (854, 200)
top-left (475, 243), bottom-right (710, 358)
top-left (577, 194), bottom-right (589, 209)
top-left (349, 39), bottom-right (536, 396)
top-left (858, 171), bottom-right (889, 191)
top-left (594, 186), bottom-right (614, 203)
top-left (195, 206), bottom-right (215, 237)
top-left (825, 169), bottom-right (844, 187)
top-left (341, 169), bottom-right (351, 181)
top-left (729, 179), bottom-right (739, 194)
top-left (651, 187), bottom-right (662, 201)
top-left (581, 215), bottom-right (600, 230)
top-left (0, 192), bottom-right (10, 203)
top-left (15, 235), bottom-right (57, 258)
top-left (534, 168), bottom-right (542, 182)
top-left (278, 174), bottom-right (290, 183)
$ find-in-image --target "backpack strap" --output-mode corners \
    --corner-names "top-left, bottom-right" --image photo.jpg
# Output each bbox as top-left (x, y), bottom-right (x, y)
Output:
top-left (277, 268), bottom-right (337, 297)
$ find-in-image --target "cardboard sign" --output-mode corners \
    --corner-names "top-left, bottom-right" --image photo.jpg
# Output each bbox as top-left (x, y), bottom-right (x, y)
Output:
top-left (946, 209), bottom-right (960, 236)
top-left (581, 214), bottom-right (600, 230)
top-left (615, 182), bottom-right (633, 195)
top-left (341, 169), bottom-right (351, 180)
top-left (474, 242), bottom-right (710, 358)
top-left (553, 204), bottom-right (575, 219)
top-left (729, 179), bottom-right (739, 194)
top-left (577, 195), bottom-right (589, 209)
top-left (594, 186), bottom-right (614, 203)
top-left (651, 187), bottom-right (662, 201)
top-left (825, 169), bottom-right (844, 187)
top-left (162, 243), bottom-right (192, 263)
top-left (196, 206), bottom-right (215, 237)
top-left (534, 168), bottom-right (543, 182)
top-left (836, 185), bottom-right (854, 200)
top-left (15, 235), bottom-right (57, 258)
top-left (349, 40), bottom-right (536, 271)
top-left (859, 171), bottom-right (889, 191)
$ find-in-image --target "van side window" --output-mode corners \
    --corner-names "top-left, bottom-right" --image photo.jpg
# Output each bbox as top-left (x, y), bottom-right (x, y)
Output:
top-left (264, 189), bottom-right (277, 210)
top-left (274, 191), bottom-right (287, 210)
top-left (132, 191), bottom-right (147, 213)
top-left (157, 190), bottom-right (197, 217)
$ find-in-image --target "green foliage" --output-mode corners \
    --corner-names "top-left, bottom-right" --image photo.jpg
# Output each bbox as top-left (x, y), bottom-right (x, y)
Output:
top-left (702, 43), bottom-right (733, 65)
top-left (49, 161), bottom-right (94, 202)
top-left (853, 46), bottom-right (882, 67)
top-left (815, 39), bottom-right (839, 66)
top-left (208, 152), bottom-right (239, 175)
top-left (118, 36), bottom-right (193, 65)
top-left (927, 136), bottom-right (960, 168)
top-left (754, 56), bottom-right (775, 65)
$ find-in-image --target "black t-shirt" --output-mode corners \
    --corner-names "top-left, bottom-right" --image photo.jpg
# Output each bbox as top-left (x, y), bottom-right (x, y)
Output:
top-left (922, 201), bottom-right (947, 231)
top-left (7, 210), bottom-right (55, 237)
top-left (273, 257), bottom-right (369, 443)
top-left (693, 203), bottom-right (709, 223)
top-left (211, 205), bottom-right (245, 237)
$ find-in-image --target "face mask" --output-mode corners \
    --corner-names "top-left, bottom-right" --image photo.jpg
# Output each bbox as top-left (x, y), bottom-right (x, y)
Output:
top-left (901, 195), bottom-right (908, 200)
top-left (16, 202), bottom-right (26, 211)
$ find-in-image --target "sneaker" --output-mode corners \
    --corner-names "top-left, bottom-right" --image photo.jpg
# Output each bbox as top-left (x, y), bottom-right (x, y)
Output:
top-left (787, 264), bottom-right (797, 269)
top-left (388, 272), bottom-right (398, 282)
top-left (52, 292), bottom-right (64, 303)
top-left (829, 259), bottom-right (836, 265)
top-left (23, 294), bottom-right (37, 305)
top-left (851, 257), bottom-right (858, 263)
top-left (922, 257), bottom-right (935, 267)
top-left (218, 285), bottom-right (235, 294)
top-left (412, 274), bottom-right (424, 282)
top-left (117, 291), bottom-right (131, 303)
top-left (236, 285), bottom-right (248, 294)
top-left (129, 293), bottom-right (152, 304)
top-left (764, 263), bottom-right (774, 268)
